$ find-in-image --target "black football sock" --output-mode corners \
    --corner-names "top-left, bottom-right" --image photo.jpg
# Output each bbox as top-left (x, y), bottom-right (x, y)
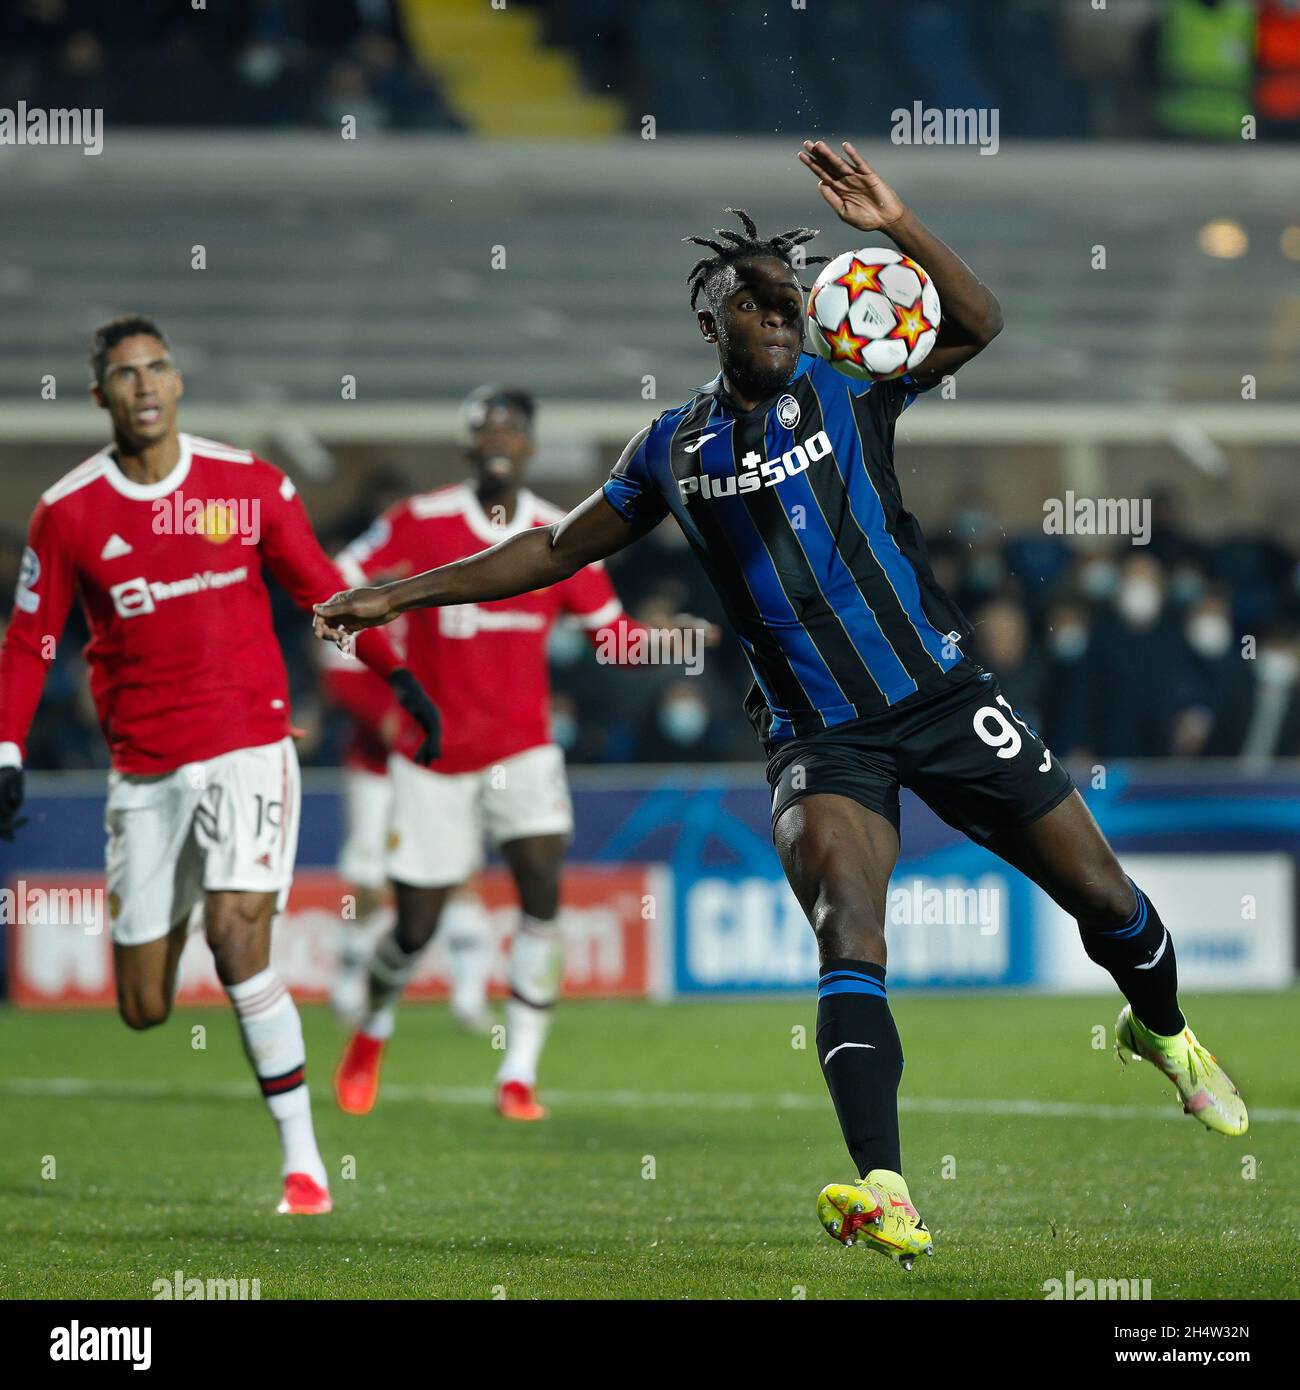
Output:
top-left (815, 959), bottom-right (904, 1178)
top-left (1078, 878), bottom-right (1185, 1037)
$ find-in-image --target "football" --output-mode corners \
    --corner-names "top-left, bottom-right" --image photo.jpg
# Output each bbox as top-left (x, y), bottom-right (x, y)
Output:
top-left (807, 247), bottom-right (941, 380)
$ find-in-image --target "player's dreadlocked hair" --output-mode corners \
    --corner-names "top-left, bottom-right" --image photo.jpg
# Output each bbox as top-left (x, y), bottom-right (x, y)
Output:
top-left (683, 208), bottom-right (830, 312)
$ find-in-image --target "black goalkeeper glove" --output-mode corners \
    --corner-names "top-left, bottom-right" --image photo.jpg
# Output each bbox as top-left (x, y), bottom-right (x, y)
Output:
top-left (0, 765), bottom-right (26, 842)
top-left (389, 668), bottom-right (442, 765)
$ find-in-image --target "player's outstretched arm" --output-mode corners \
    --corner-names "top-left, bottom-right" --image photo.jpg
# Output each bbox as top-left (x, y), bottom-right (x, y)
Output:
top-left (313, 488), bottom-right (653, 641)
top-left (254, 463), bottom-right (442, 761)
top-left (0, 502), bottom-right (79, 839)
top-left (798, 139), bottom-right (1003, 384)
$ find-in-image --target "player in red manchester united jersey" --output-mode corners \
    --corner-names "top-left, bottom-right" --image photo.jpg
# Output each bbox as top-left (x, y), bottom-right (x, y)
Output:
top-left (329, 387), bottom-right (697, 1122)
top-left (320, 626), bottom-right (404, 1020)
top-left (0, 315), bottom-right (441, 1214)
top-left (321, 636), bottom-right (497, 1033)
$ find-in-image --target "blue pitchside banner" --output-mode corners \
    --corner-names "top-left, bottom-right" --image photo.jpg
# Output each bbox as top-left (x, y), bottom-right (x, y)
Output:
top-left (3, 763), bottom-right (1296, 998)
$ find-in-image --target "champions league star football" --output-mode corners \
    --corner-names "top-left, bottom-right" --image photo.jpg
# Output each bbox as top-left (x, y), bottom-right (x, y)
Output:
top-left (0, 0), bottom-right (1295, 1360)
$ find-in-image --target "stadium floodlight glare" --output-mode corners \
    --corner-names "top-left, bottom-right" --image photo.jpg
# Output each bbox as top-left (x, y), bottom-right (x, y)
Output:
top-left (1197, 218), bottom-right (1248, 259)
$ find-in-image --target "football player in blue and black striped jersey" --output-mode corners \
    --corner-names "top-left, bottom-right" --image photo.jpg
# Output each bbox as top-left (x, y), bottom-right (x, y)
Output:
top-left (314, 141), bottom-right (1248, 1268)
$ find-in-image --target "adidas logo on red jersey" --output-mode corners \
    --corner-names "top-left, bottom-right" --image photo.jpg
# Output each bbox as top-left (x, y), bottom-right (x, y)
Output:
top-left (100, 534), bottom-right (133, 561)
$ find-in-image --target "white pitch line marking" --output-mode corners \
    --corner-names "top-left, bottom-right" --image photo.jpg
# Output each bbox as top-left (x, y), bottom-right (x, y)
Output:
top-left (3, 1076), bottom-right (1298, 1124)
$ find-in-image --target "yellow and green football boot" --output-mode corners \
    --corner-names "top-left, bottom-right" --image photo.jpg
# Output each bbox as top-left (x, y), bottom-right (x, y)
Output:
top-left (1116, 1004), bottom-right (1248, 1136)
top-left (816, 1168), bottom-right (933, 1270)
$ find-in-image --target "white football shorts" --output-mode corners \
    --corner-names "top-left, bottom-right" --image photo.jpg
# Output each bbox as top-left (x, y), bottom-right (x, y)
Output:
top-left (385, 742), bottom-right (573, 889)
top-left (337, 765), bottom-right (394, 891)
top-left (104, 736), bottom-right (301, 947)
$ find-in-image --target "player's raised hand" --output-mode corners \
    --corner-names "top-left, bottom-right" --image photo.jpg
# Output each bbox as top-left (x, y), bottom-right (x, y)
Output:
top-left (798, 140), bottom-right (908, 235)
top-left (312, 586), bottom-right (396, 646)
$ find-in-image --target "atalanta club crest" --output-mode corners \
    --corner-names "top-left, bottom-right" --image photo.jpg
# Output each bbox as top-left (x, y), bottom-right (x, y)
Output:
top-left (776, 394), bottom-right (800, 429)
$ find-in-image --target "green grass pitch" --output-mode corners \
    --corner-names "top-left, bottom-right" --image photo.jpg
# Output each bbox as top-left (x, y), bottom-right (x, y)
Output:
top-left (1, 992), bottom-right (1297, 1300)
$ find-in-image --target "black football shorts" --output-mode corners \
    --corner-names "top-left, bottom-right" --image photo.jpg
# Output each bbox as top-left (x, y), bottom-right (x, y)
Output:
top-left (765, 659), bottom-right (1077, 845)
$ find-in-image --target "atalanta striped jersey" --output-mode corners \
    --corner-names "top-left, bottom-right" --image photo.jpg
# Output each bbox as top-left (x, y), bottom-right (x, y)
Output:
top-left (603, 351), bottom-right (972, 744)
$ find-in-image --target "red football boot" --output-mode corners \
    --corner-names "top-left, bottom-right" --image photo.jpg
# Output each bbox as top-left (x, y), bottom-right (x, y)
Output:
top-left (277, 1172), bottom-right (332, 1215)
top-left (335, 1032), bottom-right (385, 1115)
top-left (497, 1080), bottom-right (549, 1122)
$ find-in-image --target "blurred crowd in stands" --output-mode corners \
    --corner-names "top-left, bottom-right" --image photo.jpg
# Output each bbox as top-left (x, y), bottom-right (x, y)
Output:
top-left (4, 0), bottom-right (1298, 141)
top-left (545, 0), bottom-right (1300, 141)
top-left (0, 0), bottom-right (461, 133)
top-left (6, 477), bottom-right (1299, 772)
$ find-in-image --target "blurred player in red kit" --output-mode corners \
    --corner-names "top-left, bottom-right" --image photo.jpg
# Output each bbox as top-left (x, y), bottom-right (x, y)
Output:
top-left (0, 315), bottom-right (441, 1214)
top-left (322, 633), bottom-right (498, 1032)
top-left (329, 386), bottom-right (704, 1121)
top-left (320, 629), bottom-right (401, 1015)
